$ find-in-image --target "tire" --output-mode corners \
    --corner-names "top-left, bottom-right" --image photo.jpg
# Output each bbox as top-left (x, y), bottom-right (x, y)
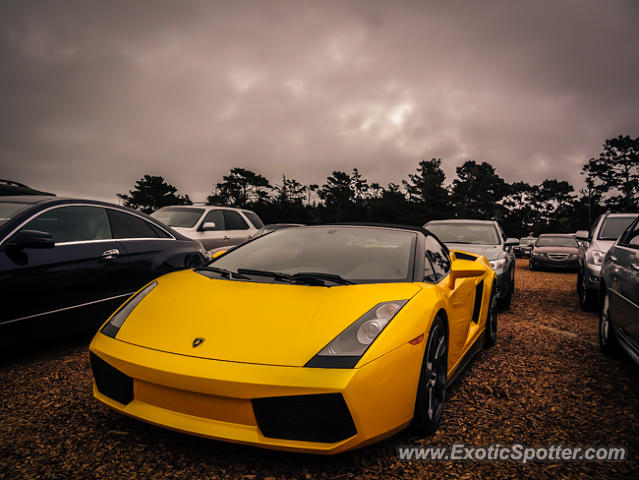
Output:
top-left (578, 268), bottom-right (596, 311)
top-left (529, 261), bottom-right (535, 271)
top-left (600, 289), bottom-right (621, 356)
top-left (497, 269), bottom-right (514, 310)
top-left (484, 287), bottom-right (498, 348)
top-left (412, 315), bottom-right (448, 435)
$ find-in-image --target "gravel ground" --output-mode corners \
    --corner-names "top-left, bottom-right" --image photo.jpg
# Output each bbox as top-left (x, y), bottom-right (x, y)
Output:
top-left (2, 259), bottom-right (638, 479)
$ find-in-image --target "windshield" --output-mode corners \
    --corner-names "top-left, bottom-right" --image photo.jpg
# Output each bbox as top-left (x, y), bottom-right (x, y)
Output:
top-left (151, 207), bottom-right (204, 228)
top-left (598, 216), bottom-right (638, 240)
top-left (536, 236), bottom-right (578, 248)
top-left (427, 223), bottom-right (500, 245)
top-left (0, 202), bottom-right (30, 226)
top-left (211, 226), bottom-right (416, 283)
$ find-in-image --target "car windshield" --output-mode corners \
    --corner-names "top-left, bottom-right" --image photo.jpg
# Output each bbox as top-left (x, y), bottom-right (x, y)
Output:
top-left (211, 226), bottom-right (416, 283)
top-left (536, 236), bottom-right (578, 248)
top-left (427, 223), bottom-right (500, 245)
top-left (151, 207), bottom-right (204, 228)
top-left (0, 202), bottom-right (30, 226)
top-left (598, 216), bottom-right (638, 240)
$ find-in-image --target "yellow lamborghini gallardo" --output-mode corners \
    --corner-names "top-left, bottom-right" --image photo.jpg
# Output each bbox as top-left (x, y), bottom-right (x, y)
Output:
top-left (89, 224), bottom-right (497, 454)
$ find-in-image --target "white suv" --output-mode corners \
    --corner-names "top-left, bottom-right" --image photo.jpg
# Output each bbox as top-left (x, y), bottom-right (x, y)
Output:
top-left (151, 205), bottom-right (264, 250)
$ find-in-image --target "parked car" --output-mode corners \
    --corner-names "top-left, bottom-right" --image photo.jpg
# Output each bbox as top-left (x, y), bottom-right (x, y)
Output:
top-left (529, 234), bottom-right (579, 271)
top-left (424, 219), bottom-right (518, 309)
top-left (599, 216), bottom-right (639, 365)
top-left (576, 212), bottom-right (639, 310)
top-left (0, 196), bottom-right (208, 346)
top-left (151, 205), bottom-right (264, 250)
top-left (89, 224), bottom-right (498, 453)
top-left (514, 237), bottom-right (535, 258)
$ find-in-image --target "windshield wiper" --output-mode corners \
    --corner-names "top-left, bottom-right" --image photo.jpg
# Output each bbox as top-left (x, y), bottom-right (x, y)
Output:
top-left (195, 265), bottom-right (249, 279)
top-left (236, 268), bottom-right (293, 281)
top-left (290, 272), bottom-right (354, 285)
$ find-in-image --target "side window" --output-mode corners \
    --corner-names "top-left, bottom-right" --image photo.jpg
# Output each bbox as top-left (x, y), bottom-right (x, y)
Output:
top-left (224, 210), bottom-right (249, 230)
top-left (201, 210), bottom-right (225, 230)
top-left (20, 206), bottom-right (111, 243)
top-left (243, 211), bottom-right (264, 229)
top-left (425, 235), bottom-right (451, 281)
top-left (620, 219), bottom-right (639, 247)
top-left (424, 254), bottom-right (438, 283)
top-left (107, 210), bottom-right (162, 239)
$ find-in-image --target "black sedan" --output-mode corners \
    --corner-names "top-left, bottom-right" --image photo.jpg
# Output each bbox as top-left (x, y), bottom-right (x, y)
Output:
top-left (0, 196), bottom-right (208, 347)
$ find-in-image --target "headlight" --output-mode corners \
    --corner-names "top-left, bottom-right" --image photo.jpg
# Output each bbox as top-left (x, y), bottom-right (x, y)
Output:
top-left (587, 249), bottom-right (606, 266)
top-left (100, 281), bottom-right (157, 338)
top-left (489, 258), bottom-right (507, 270)
top-left (305, 300), bottom-right (408, 368)
top-left (199, 248), bottom-right (212, 260)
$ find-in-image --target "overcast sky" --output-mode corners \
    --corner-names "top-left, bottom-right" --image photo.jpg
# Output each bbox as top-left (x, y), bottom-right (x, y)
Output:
top-left (1, 0), bottom-right (638, 202)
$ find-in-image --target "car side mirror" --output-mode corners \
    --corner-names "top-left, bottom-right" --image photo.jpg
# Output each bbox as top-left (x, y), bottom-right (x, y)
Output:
top-left (449, 259), bottom-right (485, 289)
top-left (575, 230), bottom-right (590, 242)
top-left (7, 230), bottom-right (54, 249)
top-left (504, 238), bottom-right (519, 247)
top-left (211, 250), bottom-right (227, 259)
top-left (200, 222), bottom-right (216, 231)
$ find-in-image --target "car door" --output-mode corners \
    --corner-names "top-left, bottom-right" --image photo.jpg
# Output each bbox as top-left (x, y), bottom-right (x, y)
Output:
top-left (195, 209), bottom-right (228, 250)
top-left (614, 220), bottom-right (639, 346)
top-left (0, 204), bottom-right (126, 327)
top-left (105, 208), bottom-right (192, 294)
top-left (223, 210), bottom-right (252, 245)
top-left (425, 235), bottom-right (475, 367)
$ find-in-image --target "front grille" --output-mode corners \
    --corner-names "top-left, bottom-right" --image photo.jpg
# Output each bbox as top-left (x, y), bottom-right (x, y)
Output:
top-left (89, 352), bottom-right (134, 405)
top-left (252, 393), bottom-right (357, 443)
top-left (549, 253), bottom-right (569, 260)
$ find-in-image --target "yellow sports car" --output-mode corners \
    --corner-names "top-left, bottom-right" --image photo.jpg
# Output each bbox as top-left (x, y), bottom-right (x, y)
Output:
top-left (89, 224), bottom-right (497, 454)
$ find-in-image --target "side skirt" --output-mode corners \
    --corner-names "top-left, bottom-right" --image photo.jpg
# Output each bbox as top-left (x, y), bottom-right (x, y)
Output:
top-left (447, 332), bottom-right (485, 387)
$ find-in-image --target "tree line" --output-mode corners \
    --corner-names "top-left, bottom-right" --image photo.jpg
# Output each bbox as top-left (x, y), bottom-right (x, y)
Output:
top-left (118, 134), bottom-right (639, 238)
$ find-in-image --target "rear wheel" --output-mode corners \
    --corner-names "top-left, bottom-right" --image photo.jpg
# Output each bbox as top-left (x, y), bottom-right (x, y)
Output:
top-left (600, 289), bottom-right (621, 356)
top-left (412, 316), bottom-right (448, 434)
top-left (578, 269), bottom-right (596, 311)
top-left (484, 287), bottom-right (498, 348)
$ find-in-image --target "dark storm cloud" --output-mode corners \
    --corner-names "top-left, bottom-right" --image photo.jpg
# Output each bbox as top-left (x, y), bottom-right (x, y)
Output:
top-left (1, 0), bottom-right (638, 201)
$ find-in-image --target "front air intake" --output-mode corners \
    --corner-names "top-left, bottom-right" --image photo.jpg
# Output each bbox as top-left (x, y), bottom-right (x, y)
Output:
top-left (89, 352), bottom-right (134, 405)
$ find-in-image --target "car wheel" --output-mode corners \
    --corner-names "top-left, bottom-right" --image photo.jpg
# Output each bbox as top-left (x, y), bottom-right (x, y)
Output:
top-left (412, 315), bottom-right (448, 435)
top-left (529, 260), bottom-right (535, 271)
top-left (600, 290), bottom-right (621, 356)
top-left (578, 270), bottom-right (596, 311)
top-left (484, 287), bottom-right (498, 348)
top-left (497, 273), bottom-right (513, 310)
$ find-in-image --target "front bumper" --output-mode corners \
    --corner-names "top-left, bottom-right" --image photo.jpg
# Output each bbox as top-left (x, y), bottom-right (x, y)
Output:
top-left (89, 333), bottom-right (422, 454)
top-left (583, 262), bottom-right (602, 290)
top-left (531, 255), bottom-right (579, 270)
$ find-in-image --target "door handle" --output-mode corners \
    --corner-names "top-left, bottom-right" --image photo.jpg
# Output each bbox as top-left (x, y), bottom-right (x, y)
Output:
top-left (609, 255), bottom-right (618, 262)
top-left (631, 263), bottom-right (639, 272)
top-left (101, 249), bottom-right (120, 260)
top-left (223, 236), bottom-right (230, 241)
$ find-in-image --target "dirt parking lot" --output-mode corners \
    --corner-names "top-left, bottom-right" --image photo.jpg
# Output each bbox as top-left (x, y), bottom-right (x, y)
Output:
top-left (1, 259), bottom-right (638, 479)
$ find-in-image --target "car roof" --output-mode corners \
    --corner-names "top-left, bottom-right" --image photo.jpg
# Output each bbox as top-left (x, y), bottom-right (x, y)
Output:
top-left (538, 233), bottom-right (575, 237)
top-left (0, 195), bottom-right (56, 205)
top-left (425, 219), bottom-right (497, 225)
top-left (603, 212), bottom-right (639, 218)
top-left (319, 222), bottom-right (435, 237)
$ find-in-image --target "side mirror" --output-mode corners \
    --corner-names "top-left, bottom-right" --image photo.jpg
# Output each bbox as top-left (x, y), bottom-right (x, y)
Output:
top-left (448, 259), bottom-right (485, 289)
top-left (211, 250), bottom-right (227, 259)
top-left (504, 238), bottom-right (519, 247)
top-left (575, 230), bottom-right (590, 242)
top-left (7, 230), bottom-right (54, 249)
top-left (200, 222), bottom-right (216, 231)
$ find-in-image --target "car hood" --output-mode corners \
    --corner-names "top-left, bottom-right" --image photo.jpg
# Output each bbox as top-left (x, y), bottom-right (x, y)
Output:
top-left (591, 239), bottom-right (615, 253)
top-left (115, 269), bottom-right (422, 367)
top-left (445, 243), bottom-right (503, 260)
top-left (535, 246), bottom-right (578, 254)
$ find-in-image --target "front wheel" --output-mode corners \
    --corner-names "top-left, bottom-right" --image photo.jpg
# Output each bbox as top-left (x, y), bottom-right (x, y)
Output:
top-left (600, 290), bottom-right (621, 356)
top-left (578, 269), bottom-right (596, 311)
top-left (484, 287), bottom-right (498, 348)
top-left (412, 316), bottom-right (448, 434)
